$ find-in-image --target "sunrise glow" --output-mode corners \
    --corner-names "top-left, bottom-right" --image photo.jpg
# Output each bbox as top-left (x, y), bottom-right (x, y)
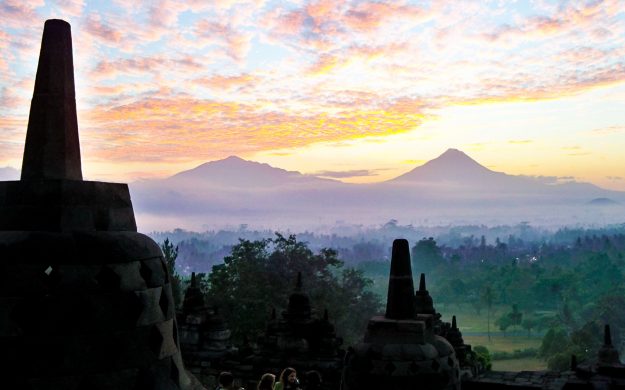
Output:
top-left (1, 1), bottom-right (624, 189)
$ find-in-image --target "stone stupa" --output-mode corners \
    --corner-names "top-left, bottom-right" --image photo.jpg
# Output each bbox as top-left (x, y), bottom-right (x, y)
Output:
top-left (0, 19), bottom-right (203, 390)
top-left (342, 239), bottom-right (461, 390)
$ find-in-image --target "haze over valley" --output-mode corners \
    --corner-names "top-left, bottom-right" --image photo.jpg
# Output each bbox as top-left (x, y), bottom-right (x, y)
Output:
top-left (128, 149), bottom-right (625, 232)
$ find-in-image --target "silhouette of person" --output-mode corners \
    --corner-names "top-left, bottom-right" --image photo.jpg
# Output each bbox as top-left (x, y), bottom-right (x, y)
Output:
top-left (303, 371), bottom-right (322, 390)
top-left (217, 371), bottom-right (244, 390)
top-left (273, 367), bottom-right (301, 390)
top-left (257, 373), bottom-right (275, 390)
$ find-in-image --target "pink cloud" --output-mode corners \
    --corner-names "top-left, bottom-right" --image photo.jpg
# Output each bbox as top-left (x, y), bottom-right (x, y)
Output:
top-left (0, 0), bottom-right (43, 28)
top-left (194, 19), bottom-right (252, 62)
top-left (343, 2), bottom-right (425, 32)
top-left (84, 14), bottom-right (122, 44)
top-left (483, 0), bottom-right (622, 42)
top-left (89, 54), bottom-right (204, 81)
top-left (49, 0), bottom-right (85, 18)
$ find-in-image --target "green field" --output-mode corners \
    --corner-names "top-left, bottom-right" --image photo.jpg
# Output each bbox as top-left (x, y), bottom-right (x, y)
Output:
top-left (437, 304), bottom-right (549, 371)
top-left (363, 279), bottom-right (553, 372)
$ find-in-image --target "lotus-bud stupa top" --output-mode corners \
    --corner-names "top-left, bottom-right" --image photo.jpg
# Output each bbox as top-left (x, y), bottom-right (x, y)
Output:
top-left (0, 19), bottom-right (202, 390)
top-left (415, 272), bottom-right (436, 315)
top-left (342, 239), bottom-right (460, 390)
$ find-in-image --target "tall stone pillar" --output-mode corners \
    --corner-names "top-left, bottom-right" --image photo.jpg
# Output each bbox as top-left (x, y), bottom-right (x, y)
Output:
top-left (0, 19), bottom-right (203, 390)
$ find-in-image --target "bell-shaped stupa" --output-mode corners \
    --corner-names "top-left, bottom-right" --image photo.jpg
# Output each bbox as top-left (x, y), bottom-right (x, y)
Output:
top-left (342, 239), bottom-right (460, 390)
top-left (0, 19), bottom-right (203, 390)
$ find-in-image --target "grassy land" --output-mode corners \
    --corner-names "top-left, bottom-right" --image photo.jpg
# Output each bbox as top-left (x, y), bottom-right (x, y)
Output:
top-left (437, 303), bottom-right (549, 371)
top-left (492, 358), bottom-right (548, 371)
top-left (361, 277), bottom-right (553, 371)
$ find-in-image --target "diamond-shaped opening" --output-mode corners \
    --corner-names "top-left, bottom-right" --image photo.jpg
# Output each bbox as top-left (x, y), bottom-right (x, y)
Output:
top-left (410, 361), bottom-right (420, 373)
top-left (161, 259), bottom-right (170, 283)
top-left (123, 292), bottom-right (145, 326)
top-left (139, 261), bottom-right (153, 286)
top-left (448, 356), bottom-right (455, 367)
top-left (170, 357), bottom-right (180, 386)
top-left (44, 265), bottom-right (53, 275)
top-left (149, 324), bottom-right (164, 355)
top-left (159, 287), bottom-right (169, 317)
top-left (95, 266), bottom-right (121, 291)
top-left (385, 362), bottom-right (396, 374)
top-left (431, 359), bottom-right (441, 372)
top-left (173, 320), bottom-right (179, 347)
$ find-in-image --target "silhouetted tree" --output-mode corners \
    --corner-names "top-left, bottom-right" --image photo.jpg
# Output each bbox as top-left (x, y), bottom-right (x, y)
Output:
top-left (481, 286), bottom-right (494, 341)
top-left (205, 234), bottom-right (381, 345)
top-left (412, 237), bottom-right (443, 275)
top-left (161, 238), bottom-right (182, 307)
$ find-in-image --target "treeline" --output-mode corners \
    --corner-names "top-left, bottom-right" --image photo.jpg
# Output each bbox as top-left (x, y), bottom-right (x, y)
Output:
top-left (159, 222), bottom-right (625, 371)
top-left (150, 222), bottom-right (625, 273)
top-left (165, 234), bottom-right (381, 347)
top-left (394, 234), bottom-right (625, 370)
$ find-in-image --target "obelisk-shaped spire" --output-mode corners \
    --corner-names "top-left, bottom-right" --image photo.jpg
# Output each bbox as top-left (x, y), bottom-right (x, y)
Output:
top-left (385, 239), bottom-right (415, 319)
top-left (21, 19), bottom-right (82, 180)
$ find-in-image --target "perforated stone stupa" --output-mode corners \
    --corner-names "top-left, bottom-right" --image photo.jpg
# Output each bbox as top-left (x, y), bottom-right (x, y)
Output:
top-left (342, 239), bottom-right (461, 390)
top-left (0, 19), bottom-right (202, 390)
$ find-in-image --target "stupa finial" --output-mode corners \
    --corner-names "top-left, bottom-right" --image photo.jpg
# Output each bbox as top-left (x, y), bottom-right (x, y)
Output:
top-left (385, 239), bottom-right (415, 319)
top-left (22, 19), bottom-right (82, 181)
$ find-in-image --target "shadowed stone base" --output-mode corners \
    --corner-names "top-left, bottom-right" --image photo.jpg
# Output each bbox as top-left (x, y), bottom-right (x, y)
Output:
top-left (0, 231), bottom-right (202, 390)
top-left (0, 180), bottom-right (135, 231)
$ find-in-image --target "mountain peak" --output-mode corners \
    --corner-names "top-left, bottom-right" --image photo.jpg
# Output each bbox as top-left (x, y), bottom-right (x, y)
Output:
top-left (223, 155), bottom-right (245, 162)
top-left (435, 148), bottom-right (481, 164)
top-left (441, 148), bottom-right (464, 156)
top-left (390, 148), bottom-right (496, 183)
top-left (167, 155), bottom-right (329, 188)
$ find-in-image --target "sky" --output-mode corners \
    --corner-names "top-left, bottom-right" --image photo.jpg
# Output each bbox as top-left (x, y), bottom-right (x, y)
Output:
top-left (1, 0), bottom-right (625, 190)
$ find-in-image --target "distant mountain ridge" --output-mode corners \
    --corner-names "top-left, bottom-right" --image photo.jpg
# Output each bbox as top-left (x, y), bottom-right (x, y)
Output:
top-left (0, 167), bottom-right (20, 181)
top-left (129, 149), bottom-right (625, 231)
top-left (167, 155), bottom-right (337, 188)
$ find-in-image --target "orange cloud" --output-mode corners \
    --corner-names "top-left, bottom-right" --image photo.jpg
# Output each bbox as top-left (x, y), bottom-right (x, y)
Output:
top-left (195, 74), bottom-right (259, 90)
top-left (82, 97), bottom-right (426, 163)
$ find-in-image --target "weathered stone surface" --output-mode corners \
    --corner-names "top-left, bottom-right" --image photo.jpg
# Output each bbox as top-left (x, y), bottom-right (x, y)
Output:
top-left (0, 19), bottom-right (202, 389)
top-left (0, 181), bottom-right (136, 231)
top-left (0, 231), bottom-right (162, 266)
top-left (343, 238), bottom-right (460, 390)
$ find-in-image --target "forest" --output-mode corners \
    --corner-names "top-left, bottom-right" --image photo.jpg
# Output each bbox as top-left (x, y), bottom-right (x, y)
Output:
top-left (158, 222), bottom-right (625, 372)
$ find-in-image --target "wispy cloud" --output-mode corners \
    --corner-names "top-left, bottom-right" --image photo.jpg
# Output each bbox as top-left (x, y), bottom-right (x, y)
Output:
top-left (590, 125), bottom-right (625, 135)
top-left (313, 169), bottom-right (378, 178)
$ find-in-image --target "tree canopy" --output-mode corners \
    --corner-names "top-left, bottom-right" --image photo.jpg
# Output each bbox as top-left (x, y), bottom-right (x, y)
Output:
top-left (204, 233), bottom-right (381, 345)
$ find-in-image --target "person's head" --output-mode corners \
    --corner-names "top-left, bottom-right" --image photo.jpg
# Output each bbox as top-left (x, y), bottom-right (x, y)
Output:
top-left (304, 371), bottom-right (322, 388)
top-left (279, 367), bottom-right (297, 385)
top-left (218, 371), bottom-right (234, 388)
top-left (257, 373), bottom-right (275, 390)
